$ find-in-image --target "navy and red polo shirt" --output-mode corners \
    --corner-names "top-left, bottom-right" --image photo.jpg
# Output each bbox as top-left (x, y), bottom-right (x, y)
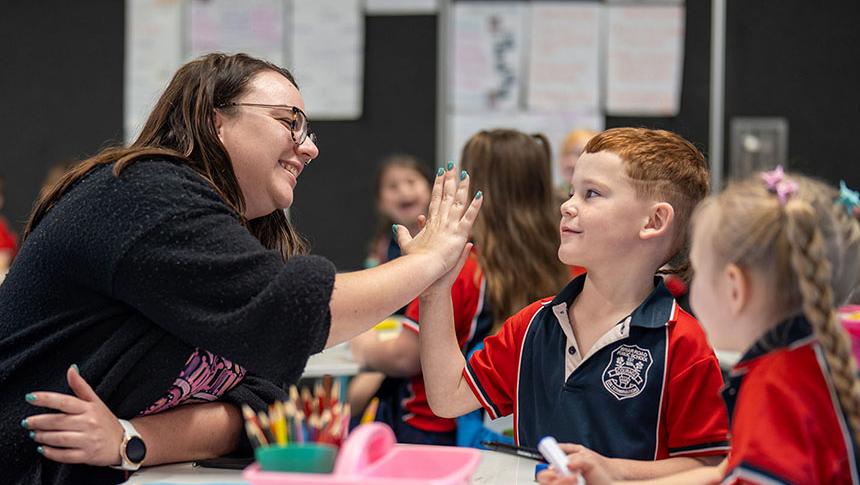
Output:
top-left (721, 315), bottom-right (860, 484)
top-left (464, 274), bottom-right (729, 460)
top-left (400, 250), bottom-right (494, 433)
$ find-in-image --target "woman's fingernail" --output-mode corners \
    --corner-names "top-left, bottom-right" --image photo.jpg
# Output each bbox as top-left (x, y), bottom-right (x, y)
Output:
top-left (436, 167), bottom-right (444, 176)
top-left (36, 446), bottom-right (44, 455)
top-left (476, 191), bottom-right (483, 200)
top-left (70, 364), bottom-right (79, 373)
top-left (21, 419), bottom-right (28, 429)
top-left (392, 224), bottom-right (398, 235)
top-left (29, 431), bottom-right (36, 440)
top-left (25, 393), bottom-right (36, 403)
top-left (460, 170), bottom-right (467, 181)
top-left (447, 161), bottom-right (454, 171)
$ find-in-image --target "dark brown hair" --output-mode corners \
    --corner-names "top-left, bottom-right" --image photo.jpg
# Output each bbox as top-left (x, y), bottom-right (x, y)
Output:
top-left (461, 129), bottom-right (570, 332)
top-left (24, 53), bottom-right (307, 259)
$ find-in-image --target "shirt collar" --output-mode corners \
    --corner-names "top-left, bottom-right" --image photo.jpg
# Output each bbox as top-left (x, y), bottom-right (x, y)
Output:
top-left (732, 314), bottom-right (815, 372)
top-left (549, 274), bottom-right (678, 329)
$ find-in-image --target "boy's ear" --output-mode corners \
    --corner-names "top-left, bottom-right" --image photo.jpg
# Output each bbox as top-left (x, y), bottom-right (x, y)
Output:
top-left (640, 202), bottom-right (674, 240)
top-left (724, 263), bottom-right (750, 317)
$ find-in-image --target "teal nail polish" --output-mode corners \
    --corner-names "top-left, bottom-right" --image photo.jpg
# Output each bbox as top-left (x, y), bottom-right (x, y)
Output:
top-left (25, 393), bottom-right (36, 403)
top-left (436, 167), bottom-right (444, 176)
top-left (20, 419), bottom-right (28, 429)
top-left (29, 431), bottom-right (36, 440)
top-left (476, 191), bottom-right (483, 200)
top-left (447, 161), bottom-right (454, 171)
top-left (460, 170), bottom-right (467, 181)
top-left (70, 364), bottom-right (79, 373)
top-left (36, 446), bottom-right (44, 455)
top-left (392, 224), bottom-right (398, 235)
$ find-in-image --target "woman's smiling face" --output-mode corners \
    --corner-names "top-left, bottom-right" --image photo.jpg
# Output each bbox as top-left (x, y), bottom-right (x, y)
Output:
top-left (216, 70), bottom-right (319, 219)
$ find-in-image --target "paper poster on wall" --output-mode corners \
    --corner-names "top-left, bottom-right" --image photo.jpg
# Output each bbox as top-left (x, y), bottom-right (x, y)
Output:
top-left (447, 111), bottom-right (603, 184)
top-left (188, 0), bottom-right (286, 65)
top-left (291, 0), bottom-right (363, 120)
top-left (125, 0), bottom-right (184, 143)
top-left (365, 0), bottom-right (438, 15)
top-left (527, 2), bottom-right (601, 113)
top-left (605, 4), bottom-right (685, 116)
top-left (451, 2), bottom-right (524, 112)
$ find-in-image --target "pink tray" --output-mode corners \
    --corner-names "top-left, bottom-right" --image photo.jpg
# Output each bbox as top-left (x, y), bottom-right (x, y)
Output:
top-left (243, 423), bottom-right (481, 485)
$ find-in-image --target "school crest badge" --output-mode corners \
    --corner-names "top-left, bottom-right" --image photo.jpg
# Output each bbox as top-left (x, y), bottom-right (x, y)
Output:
top-left (602, 344), bottom-right (653, 400)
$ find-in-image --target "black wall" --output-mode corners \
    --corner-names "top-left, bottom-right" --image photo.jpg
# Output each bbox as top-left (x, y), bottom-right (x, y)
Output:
top-left (1, 1), bottom-right (857, 271)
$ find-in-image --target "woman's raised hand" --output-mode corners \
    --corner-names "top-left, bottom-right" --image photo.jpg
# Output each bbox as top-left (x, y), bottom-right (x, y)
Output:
top-left (395, 162), bottom-right (482, 276)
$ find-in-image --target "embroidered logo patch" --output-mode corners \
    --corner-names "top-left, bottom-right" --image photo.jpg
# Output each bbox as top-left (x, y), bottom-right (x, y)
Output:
top-left (602, 344), bottom-right (653, 400)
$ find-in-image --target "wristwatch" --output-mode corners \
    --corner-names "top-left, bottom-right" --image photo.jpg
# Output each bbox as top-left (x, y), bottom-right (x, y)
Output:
top-left (117, 419), bottom-right (146, 471)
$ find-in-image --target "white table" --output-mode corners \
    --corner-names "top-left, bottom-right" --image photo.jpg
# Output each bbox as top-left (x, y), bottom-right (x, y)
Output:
top-left (302, 343), bottom-right (361, 378)
top-left (123, 449), bottom-right (540, 484)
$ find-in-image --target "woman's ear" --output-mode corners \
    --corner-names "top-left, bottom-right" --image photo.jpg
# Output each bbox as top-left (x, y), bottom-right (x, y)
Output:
top-left (213, 110), bottom-right (226, 142)
top-left (724, 263), bottom-right (750, 317)
top-left (640, 202), bottom-right (675, 240)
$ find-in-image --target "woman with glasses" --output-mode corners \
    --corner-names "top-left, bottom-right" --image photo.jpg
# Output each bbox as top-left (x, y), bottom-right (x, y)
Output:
top-left (0, 53), bottom-right (481, 485)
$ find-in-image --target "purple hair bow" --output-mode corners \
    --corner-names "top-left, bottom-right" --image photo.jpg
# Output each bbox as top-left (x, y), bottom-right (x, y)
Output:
top-left (761, 165), bottom-right (798, 205)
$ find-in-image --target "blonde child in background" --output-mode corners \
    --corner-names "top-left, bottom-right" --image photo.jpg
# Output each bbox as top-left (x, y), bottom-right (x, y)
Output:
top-left (556, 129), bottom-right (597, 200)
top-left (539, 170), bottom-right (860, 484)
top-left (351, 129), bottom-right (570, 445)
top-left (419, 128), bottom-right (730, 479)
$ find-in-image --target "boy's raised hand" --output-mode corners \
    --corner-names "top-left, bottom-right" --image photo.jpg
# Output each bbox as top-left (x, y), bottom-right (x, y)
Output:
top-left (396, 163), bottom-right (482, 278)
top-left (23, 365), bottom-right (123, 466)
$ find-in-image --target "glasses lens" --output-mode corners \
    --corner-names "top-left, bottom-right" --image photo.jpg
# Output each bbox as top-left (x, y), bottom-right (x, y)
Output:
top-left (294, 110), bottom-right (308, 145)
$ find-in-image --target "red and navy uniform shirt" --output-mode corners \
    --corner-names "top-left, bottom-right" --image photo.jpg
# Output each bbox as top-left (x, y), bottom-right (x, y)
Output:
top-left (401, 250), bottom-right (493, 433)
top-left (464, 274), bottom-right (729, 459)
top-left (721, 315), bottom-right (860, 484)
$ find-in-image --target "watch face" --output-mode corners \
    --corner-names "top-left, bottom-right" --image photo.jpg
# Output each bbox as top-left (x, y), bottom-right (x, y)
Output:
top-left (126, 436), bottom-right (146, 464)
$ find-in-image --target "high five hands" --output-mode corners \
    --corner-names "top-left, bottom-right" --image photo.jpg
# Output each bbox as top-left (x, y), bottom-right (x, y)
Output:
top-left (395, 161), bottom-right (483, 279)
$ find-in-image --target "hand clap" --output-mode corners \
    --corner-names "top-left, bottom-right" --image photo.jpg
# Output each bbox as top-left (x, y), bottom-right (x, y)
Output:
top-left (396, 161), bottom-right (483, 278)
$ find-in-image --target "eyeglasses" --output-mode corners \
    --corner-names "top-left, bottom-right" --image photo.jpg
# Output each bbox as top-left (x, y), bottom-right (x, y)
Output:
top-left (219, 102), bottom-right (318, 148)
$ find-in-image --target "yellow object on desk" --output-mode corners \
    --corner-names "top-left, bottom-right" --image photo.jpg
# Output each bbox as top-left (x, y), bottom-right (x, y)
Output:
top-left (373, 318), bottom-right (403, 341)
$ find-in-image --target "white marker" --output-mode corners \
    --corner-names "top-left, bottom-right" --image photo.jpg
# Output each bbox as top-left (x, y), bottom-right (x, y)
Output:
top-left (538, 436), bottom-right (585, 485)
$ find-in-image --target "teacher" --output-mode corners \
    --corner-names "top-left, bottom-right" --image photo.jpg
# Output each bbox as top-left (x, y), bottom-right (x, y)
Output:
top-left (0, 53), bottom-right (481, 484)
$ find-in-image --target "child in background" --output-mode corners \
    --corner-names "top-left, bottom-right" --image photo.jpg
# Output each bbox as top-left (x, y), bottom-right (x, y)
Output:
top-left (556, 129), bottom-right (597, 202)
top-left (0, 175), bottom-right (18, 275)
top-left (540, 170), bottom-right (860, 484)
top-left (839, 181), bottom-right (860, 363)
top-left (420, 128), bottom-right (729, 479)
top-left (364, 154), bottom-right (433, 269)
top-left (348, 154), bottom-right (433, 423)
top-left (351, 129), bottom-right (570, 446)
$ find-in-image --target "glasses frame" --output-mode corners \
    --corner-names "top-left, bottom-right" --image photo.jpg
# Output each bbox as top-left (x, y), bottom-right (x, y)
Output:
top-left (219, 102), bottom-right (317, 149)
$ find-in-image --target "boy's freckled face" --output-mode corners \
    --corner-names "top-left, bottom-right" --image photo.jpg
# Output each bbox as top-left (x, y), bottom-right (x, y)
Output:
top-left (557, 151), bottom-right (652, 268)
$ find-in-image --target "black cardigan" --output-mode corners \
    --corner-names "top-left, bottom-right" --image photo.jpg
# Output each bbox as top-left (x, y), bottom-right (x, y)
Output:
top-left (0, 159), bottom-right (335, 484)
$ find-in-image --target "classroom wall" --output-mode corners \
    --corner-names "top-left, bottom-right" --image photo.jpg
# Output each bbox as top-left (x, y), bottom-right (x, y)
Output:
top-left (0, 0), bottom-right (124, 241)
top-left (0, 1), bottom-right (857, 271)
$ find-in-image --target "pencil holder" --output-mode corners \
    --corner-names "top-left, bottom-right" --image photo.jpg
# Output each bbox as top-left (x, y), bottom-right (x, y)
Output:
top-left (255, 443), bottom-right (337, 474)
